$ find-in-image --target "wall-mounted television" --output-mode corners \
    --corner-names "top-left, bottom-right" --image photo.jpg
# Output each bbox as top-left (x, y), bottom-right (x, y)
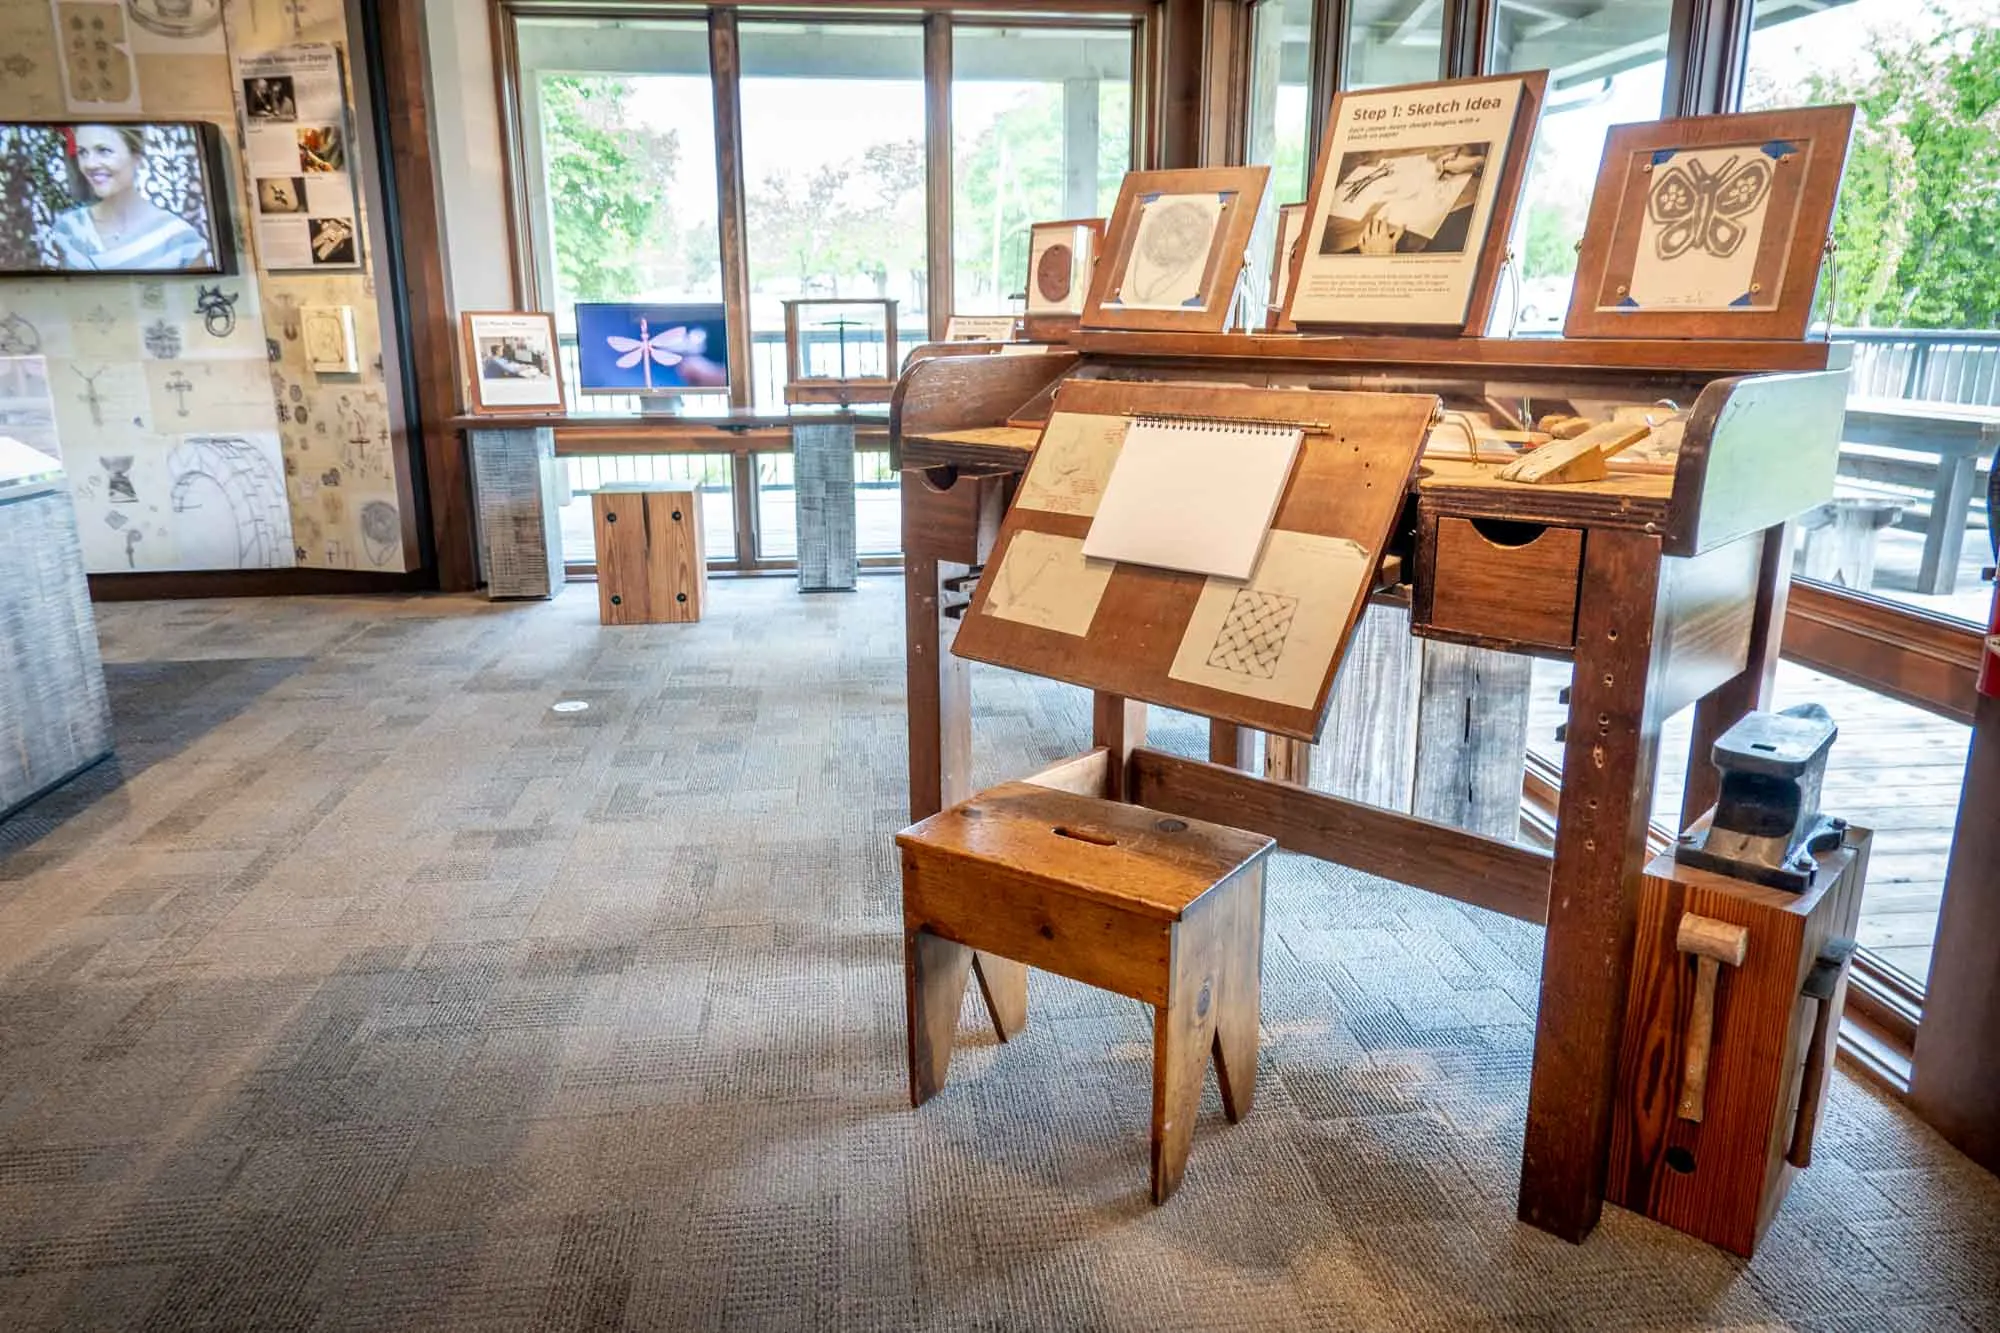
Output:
top-left (0, 121), bottom-right (236, 276)
top-left (574, 302), bottom-right (730, 397)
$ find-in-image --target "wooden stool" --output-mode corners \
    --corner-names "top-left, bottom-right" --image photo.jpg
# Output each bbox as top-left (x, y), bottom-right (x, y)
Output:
top-left (896, 780), bottom-right (1274, 1203)
top-left (592, 484), bottom-right (706, 625)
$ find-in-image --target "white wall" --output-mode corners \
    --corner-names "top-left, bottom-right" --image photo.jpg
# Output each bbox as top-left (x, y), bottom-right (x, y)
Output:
top-left (424, 0), bottom-right (514, 312)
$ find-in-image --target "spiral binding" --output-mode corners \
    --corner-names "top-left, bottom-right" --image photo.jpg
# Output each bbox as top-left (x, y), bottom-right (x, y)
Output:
top-left (1129, 413), bottom-right (1311, 438)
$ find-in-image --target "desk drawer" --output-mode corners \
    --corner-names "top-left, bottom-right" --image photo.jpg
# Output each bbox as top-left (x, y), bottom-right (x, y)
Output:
top-left (1418, 515), bottom-right (1583, 652)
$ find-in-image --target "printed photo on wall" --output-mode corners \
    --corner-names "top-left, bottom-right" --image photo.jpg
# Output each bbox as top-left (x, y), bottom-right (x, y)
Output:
top-left (257, 175), bottom-right (306, 214)
top-left (235, 43), bottom-right (362, 271)
top-left (461, 312), bottom-right (565, 413)
top-left (1284, 72), bottom-right (1545, 333)
top-left (242, 75), bottom-right (296, 122)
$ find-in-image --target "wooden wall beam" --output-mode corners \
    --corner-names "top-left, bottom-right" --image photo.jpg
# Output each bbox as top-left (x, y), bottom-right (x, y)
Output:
top-left (370, 0), bottom-right (479, 591)
top-left (710, 11), bottom-right (757, 410)
top-left (1157, 0), bottom-right (1207, 167)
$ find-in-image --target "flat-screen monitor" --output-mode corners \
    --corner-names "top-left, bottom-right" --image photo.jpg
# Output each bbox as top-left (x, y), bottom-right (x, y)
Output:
top-left (574, 302), bottom-right (729, 396)
top-left (0, 122), bottom-right (235, 275)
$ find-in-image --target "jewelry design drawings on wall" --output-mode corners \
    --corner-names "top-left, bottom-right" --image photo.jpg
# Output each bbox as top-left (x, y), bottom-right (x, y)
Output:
top-left (1205, 589), bottom-right (1299, 680)
top-left (1648, 152), bottom-right (1773, 261)
top-left (196, 286), bottom-right (238, 337)
top-left (100, 454), bottom-right (137, 502)
top-left (144, 317), bottom-right (182, 359)
top-left (359, 499), bottom-right (398, 566)
top-left (167, 434), bottom-right (290, 568)
top-left (74, 364), bottom-right (109, 426)
top-left (126, 0), bottom-right (224, 39)
top-left (0, 313), bottom-right (42, 355)
top-left (162, 370), bottom-right (193, 415)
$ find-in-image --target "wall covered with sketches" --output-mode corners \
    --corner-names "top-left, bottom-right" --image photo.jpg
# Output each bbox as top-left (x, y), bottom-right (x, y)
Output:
top-left (0, 0), bottom-right (414, 574)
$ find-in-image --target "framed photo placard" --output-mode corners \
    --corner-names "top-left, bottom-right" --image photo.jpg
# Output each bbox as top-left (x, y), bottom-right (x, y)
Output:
top-left (1283, 72), bottom-right (1546, 334)
top-left (461, 311), bottom-right (565, 414)
top-left (1563, 105), bottom-right (1855, 341)
top-left (1083, 167), bottom-right (1269, 333)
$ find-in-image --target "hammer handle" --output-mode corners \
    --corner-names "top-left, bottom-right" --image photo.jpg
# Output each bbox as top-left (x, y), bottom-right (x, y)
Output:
top-left (1679, 955), bottom-right (1721, 1122)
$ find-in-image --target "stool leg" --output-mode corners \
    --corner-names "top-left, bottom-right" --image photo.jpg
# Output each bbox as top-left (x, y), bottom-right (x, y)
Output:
top-left (1151, 925), bottom-right (1222, 1205)
top-left (907, 927), bottom-right (974, 1107)
top-left (973, 953), bottom-right (1028, 1041)
top-left (1211, 866), bottom-right (1265, 1124)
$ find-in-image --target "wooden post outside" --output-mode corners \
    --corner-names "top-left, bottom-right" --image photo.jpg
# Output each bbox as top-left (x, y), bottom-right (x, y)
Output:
top-left (708, 12), bottom-right (756, 410)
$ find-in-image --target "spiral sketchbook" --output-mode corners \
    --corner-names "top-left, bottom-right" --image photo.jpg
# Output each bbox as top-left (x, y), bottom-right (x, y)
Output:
top-left (1081, 417), bottom-right (1304, 580)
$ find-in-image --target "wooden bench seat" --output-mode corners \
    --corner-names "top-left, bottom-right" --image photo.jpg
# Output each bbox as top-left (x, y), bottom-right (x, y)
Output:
top-left (897, 780), bottom-right (1275, 1202)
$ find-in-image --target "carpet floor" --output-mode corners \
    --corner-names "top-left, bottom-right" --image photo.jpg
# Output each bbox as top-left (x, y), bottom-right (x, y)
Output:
top-left (0, 578), bottom-right (1995, 1332)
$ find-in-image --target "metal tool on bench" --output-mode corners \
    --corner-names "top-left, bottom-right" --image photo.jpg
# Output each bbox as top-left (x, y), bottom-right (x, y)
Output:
top-left (1676, 703), bottom-right (1845, 891)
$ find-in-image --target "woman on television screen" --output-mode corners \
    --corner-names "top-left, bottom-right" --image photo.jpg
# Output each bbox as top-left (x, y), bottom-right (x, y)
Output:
top-left (49, 125), bottom-right (210, 271)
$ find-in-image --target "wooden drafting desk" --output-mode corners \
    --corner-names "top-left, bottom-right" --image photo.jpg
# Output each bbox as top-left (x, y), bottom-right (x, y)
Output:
top-left (890, 331), bottom-right (1852, 1245)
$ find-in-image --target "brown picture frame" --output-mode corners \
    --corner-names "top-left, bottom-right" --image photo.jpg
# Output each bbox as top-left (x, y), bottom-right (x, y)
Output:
top-left (1022, 216), bottom-right (1105, 342)
top-left (1281, 72), bottom-right (1546, 337)
top-left (460, 310), bottom-right (565, 415)
top-left (1081, 167), bottom-right (1271, 333)
top-left (1564, 105), bottom-right (1855, 341)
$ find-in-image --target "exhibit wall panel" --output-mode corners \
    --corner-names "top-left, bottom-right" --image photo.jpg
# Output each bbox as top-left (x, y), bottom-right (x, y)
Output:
top-left (0, 0), bottom-right (418, 575)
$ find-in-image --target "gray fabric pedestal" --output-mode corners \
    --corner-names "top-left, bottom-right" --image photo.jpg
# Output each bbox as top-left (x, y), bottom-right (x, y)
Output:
top-left (469, 426), bottom-right (566, 600)
top-left (0, 482), bottom-right (113, 820)
top-left (792, 422), bottom-right (857, 593)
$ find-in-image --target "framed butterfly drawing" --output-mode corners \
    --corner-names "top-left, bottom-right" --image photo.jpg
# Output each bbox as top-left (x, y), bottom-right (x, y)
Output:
top-left (1565, 105), bottom-right (1854, 340)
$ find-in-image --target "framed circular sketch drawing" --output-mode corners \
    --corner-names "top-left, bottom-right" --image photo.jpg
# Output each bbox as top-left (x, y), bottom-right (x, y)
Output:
top-left (1035, 242), bottom-right (1074, 304)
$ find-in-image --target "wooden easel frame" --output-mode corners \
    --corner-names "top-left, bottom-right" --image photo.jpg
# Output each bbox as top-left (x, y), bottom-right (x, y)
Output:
top-left (950, 377), bottom-right (1434, 739)
top-left (1083, 167), bottom-right (1271, 333)
top-left (1564, 105), bottom-right (1855, 341)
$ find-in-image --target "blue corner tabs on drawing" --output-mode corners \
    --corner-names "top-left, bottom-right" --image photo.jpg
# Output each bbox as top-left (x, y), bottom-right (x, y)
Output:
top-left (1650, 148), bottom-right (1679, 166)
top-left (1139, 191), bottom-right (1163, 204)
top-left (1730, 292), bottom-right (1756, 307)
top-left (1618, 296), bottom-right (1641, 309)
top-left (1182, 295), bottom-right (1204, 307)
top-left (1761, 140), bottom-right (1797, 159)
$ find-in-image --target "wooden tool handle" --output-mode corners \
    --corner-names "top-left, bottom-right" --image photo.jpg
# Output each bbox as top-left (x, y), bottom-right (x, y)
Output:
top-left (1679, 955), bottom-right (1720, 1122)
top-left (1787, 992), bottom-right (1836, 1167)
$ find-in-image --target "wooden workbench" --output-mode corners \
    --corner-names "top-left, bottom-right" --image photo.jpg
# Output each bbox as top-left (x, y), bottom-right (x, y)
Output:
top-left (889, 332), bottom-right (1852, 1245)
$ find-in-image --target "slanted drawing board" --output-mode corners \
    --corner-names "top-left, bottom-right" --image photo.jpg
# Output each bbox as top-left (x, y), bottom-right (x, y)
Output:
top-left (950, 379), bottom-right (1436, 741)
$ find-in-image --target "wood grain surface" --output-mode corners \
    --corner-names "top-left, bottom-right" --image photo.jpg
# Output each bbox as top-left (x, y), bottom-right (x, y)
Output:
top-left (950, 379), bottom-right (1435, 740)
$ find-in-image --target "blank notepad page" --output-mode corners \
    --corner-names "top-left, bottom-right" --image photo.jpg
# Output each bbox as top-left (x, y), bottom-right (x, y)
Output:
top-left (1081, 418), bottom-right (1304, 580)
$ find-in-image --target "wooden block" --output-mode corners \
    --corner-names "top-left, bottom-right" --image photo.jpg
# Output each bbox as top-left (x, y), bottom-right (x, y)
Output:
top-left (1606, 826), bottom-right (1871, 1257)
top-left (1499, 421), bottom-right (1652, 485)
top-left (593, 487), bottom-right (706, 625)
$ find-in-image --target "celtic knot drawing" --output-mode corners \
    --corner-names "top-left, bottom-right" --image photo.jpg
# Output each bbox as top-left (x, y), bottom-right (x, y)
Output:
top-left (1206, 589), bottom-right (1299, 679)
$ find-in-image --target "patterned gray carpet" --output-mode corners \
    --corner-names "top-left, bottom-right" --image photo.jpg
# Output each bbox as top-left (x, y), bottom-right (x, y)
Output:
top-left (0, 579), bottom-right (1994, 1332)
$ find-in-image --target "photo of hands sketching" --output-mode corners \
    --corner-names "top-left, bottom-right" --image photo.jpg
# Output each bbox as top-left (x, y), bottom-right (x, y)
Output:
top-left (1319, 143), bottom-right (1489, 256)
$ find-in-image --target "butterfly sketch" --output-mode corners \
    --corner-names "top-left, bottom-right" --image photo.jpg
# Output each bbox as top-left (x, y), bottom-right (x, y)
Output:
top-left (606, 319), bottom-right (707, 391)
top-left (1648, 152), bottom-right (1773, 261)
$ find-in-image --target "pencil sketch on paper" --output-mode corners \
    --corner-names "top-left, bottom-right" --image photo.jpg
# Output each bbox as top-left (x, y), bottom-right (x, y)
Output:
top-left (167, 433), bottom-right (291, 568)
top-left (1014, 412), bottom-right (1127, 517)
top-left (982, 529), bottom-right (1114, 637)
top-left (359, 499), bottom-right (399, 567)
top-left (1205, 589), bottom-right (1299, 680)
top-left (1627, 144), bottom-right (1780, 310)
top-left (1117, 193), bottom-right (1223, 310)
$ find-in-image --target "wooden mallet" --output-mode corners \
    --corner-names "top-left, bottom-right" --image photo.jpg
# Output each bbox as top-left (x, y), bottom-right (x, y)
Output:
top-left (1676, 912), bottom-right (1750, 1123)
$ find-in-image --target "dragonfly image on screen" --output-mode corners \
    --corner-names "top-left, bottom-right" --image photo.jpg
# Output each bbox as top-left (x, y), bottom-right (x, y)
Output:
top-left (573, 302), bottom-right (731, 398)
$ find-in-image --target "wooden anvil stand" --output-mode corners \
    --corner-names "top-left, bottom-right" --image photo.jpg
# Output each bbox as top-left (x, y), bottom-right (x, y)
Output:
top-left (891, 331), bottom-right (1851, 1245)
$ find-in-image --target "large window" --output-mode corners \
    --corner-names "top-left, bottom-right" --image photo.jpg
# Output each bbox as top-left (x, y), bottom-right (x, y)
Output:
top-left (741, 22), bottom-right (928, 403)
top-left (1744, 0), bottom-right (1997, 626)
top-left (1491, 1), bottom-right (1671, 333)
top-left (518, 19), bottom-right (721, 333)
top-left (950, 25), bottom-right (1133, 316)
top-left (1345, 0), bottom-right (1444, 90)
